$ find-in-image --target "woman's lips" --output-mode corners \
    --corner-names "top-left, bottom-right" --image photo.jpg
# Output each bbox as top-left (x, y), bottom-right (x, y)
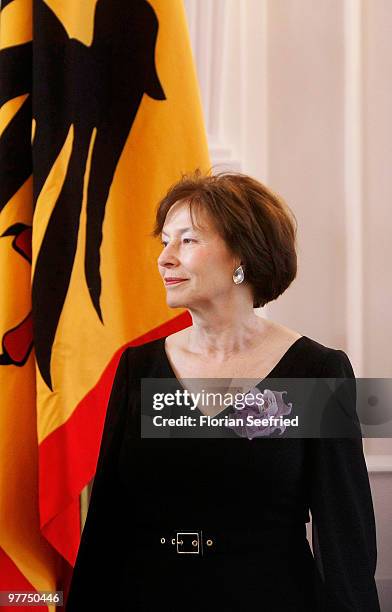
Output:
top-left (164, 279), bottom-right (188, 285)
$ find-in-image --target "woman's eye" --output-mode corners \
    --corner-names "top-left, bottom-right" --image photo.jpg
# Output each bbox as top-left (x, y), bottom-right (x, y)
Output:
top-left (160, 238), bottom-right (195, 246)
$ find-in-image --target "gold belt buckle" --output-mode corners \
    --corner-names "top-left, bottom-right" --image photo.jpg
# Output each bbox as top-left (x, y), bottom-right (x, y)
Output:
top-left (176, 531), bottom-right (201, 554)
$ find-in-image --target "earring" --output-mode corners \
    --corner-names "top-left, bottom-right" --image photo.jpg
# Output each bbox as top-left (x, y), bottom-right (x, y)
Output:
top-left (233, 265), bottom-right (244, 285)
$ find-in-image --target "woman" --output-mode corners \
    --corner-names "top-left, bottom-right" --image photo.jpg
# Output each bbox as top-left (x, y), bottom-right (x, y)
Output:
top-left (66, 171), bottom-right (380, 611)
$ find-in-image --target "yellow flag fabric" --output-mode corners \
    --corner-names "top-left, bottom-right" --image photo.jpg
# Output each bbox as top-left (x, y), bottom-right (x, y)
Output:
top-left (0, 1), bottom-right (63, 608)
top-left (1, 0), bottom-right (209, 603)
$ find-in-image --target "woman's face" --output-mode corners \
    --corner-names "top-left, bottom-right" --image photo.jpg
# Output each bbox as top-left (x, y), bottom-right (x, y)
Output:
top-left (157, 200), bottom-right (240, 310)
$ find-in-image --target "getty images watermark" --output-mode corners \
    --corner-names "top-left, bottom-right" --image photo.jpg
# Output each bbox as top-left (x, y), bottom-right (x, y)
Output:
top-left (150, 385), bottom-right (297, 439)
top-left (140, 377), bottom-right (392, 439)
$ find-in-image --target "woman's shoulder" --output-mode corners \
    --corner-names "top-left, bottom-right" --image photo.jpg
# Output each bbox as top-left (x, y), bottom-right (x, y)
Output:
top-left (298, 335), bottom-right (355, 378)
top-left (120, 336), bottom-right (166, 376)
top-left (260, 320), bottom-right (355, 378)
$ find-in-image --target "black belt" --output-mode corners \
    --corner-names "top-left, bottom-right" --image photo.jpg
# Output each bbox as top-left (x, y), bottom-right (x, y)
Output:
top-left (131, 524), bottom-right (307, 559)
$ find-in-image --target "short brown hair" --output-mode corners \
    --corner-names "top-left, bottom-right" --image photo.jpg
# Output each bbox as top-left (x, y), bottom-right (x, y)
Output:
top-left (151, 169), bottom-right (298, 308)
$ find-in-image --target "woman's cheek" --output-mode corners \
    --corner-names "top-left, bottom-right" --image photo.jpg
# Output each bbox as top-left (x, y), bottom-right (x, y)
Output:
top-left (184, 247), bottom-right (208, 267)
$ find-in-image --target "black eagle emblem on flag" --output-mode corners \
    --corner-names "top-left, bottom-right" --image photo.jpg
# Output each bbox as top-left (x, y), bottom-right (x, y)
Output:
top-left (0, 0), bottom-right (166, 389)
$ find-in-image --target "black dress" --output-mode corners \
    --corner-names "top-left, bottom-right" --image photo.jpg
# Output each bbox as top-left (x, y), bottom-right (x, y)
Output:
top-left (66, 335), bottom-right (380, 611)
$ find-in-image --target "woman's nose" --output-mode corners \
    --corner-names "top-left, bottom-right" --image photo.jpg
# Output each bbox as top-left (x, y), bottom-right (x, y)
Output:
top-left (158, 243), bottom-right (178, 267)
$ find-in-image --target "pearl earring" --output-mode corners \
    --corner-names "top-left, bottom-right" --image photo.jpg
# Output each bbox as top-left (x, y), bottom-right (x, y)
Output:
top-left (233, 265), bottom-right (245, 285)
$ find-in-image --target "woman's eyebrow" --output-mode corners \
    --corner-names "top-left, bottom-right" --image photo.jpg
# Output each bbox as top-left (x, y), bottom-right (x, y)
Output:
top-left (161, 227), bottom-right (200, 237)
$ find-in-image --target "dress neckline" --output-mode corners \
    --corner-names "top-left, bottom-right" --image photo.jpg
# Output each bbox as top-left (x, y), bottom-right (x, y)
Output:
top-left (160, 333), bottom-right (308, 395)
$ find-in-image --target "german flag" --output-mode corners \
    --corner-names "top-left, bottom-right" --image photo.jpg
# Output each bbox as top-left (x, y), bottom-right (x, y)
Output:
top-left (0, 0), bottom-right (209, 605)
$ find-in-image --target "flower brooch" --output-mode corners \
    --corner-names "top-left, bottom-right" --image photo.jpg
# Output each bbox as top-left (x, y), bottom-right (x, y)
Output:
top-left (229, 386), bottom-right (293, 439)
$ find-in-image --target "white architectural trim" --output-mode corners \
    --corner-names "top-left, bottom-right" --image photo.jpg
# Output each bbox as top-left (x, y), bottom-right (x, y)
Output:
top-left (365, 454), bottom-right (392, 473)
top-left (240, 0), bottom-right (269, 181)
top-left (184, 0), bottom-right (268, 171)
top-left (344, 0), bottom-right (364, 378)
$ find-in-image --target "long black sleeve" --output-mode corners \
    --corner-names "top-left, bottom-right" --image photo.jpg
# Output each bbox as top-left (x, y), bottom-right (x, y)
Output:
top-left (308, 349), bottom-right (380, 611)
top-left (66, 348), bottom-right (130, 611)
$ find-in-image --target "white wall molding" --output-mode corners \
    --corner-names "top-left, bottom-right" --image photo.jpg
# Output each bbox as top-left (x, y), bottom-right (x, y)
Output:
top-left (184, 0), bottom-right (267, 173)
top-left (240, 0), bottom-right (269, 181)
top-left (366, 454), bottom-right (392, 473)
top-left (344, 0), bottom-right (364, 379)
top-left (184, 0), bottom-right (237, 168)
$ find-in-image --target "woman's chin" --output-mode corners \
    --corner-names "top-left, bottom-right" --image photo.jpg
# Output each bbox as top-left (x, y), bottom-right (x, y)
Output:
top-left (166, 297), bottom-right (187, 309)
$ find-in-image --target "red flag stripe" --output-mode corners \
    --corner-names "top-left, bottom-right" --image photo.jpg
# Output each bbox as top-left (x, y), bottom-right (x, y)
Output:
top-left (0, 548), bottom-right (49, 612)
